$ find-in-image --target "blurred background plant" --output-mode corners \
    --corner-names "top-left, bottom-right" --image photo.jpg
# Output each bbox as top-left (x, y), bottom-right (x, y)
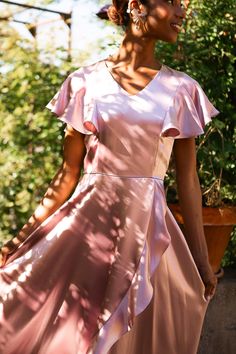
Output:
top-left (155, 0), bottom-right (236, 206)
top-left (0, 20), bottom-right (73, 242)
top-left (0, 0), bottom-right (235, 266)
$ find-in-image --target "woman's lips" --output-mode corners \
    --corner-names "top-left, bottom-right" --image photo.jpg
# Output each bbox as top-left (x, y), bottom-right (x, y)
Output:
top-left (170, 23), bottom-right (182, 33)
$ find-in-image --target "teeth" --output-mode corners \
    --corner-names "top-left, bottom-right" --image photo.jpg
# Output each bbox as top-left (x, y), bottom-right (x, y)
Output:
top-left (171, 24), bottom-right (181, 29)
top-left (171, 23), bottom-right (182, 32)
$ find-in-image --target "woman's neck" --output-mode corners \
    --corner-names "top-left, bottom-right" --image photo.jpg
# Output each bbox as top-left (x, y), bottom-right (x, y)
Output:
top-left (109, 32), bottom-right (161, 72)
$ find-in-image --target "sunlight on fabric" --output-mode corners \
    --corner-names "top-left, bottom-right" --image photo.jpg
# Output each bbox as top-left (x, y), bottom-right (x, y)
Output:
top-left (18, 264), bottom-right (33, 283)
top-left (3, 281), bottom-right (17, 301)
top-left (45, 214), bottom-right (75, 241)
top-left (25, 250), bottom-right (33, 260)
top-left (100, 308), bottom-right (112, 323)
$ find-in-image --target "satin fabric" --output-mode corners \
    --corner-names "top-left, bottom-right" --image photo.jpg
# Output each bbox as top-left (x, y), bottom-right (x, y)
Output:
top-left (0, 60), bottom-right (219, 354)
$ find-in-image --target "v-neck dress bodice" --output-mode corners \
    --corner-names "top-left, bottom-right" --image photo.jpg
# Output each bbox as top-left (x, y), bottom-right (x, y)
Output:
top-left (46, 60), bottom-right (218, 181)
top-left (103, 59), bottom-right (164, 97)
top-left (0, 60), bottom-right (219, 354)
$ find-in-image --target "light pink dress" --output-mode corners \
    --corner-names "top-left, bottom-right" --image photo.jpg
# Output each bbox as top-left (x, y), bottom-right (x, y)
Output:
top-left (0, 60), bottom-right (219, 354)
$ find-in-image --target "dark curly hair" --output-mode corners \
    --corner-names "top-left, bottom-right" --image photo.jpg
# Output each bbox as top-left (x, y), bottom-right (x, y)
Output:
top-left (107, 0), bottom-right (148, 27)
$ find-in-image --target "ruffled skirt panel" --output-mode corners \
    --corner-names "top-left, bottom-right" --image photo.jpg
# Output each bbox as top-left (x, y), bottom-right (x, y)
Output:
top-left (0, 174), bottom-right (208, 354)
top-left (109, 209), bottom-right (208, 354)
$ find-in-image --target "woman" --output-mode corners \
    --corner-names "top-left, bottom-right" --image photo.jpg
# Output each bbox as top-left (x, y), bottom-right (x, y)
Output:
top-left (0, 1), bottom-right (218, 353)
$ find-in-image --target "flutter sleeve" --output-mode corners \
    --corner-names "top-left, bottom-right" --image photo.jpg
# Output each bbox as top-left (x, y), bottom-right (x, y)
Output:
top-left (46, 69), bottom-right (99, 135)
top-left (160, 76), bottom-right (220, 139)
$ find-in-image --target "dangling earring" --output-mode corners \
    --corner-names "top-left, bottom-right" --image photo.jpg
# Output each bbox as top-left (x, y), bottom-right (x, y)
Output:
top-left (127, 0), bottom-right (147, 30)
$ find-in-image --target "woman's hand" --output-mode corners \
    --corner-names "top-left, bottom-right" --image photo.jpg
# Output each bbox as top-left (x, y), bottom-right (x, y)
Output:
top-left (0, 248), bottom-right (10, 268)
top-left (0, 236), bottom-right (21, 267)
top-left (198, 263), bottom-right (218, 301)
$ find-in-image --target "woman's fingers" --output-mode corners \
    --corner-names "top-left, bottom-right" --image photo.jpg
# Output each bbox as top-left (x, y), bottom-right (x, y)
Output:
top-left (0, 252), bottom-right (8, 268)
top-left (204, 276), bottom-right (218, 301)
top-left (0, 239), bottom-right (21, 268)
top-left (197, 263), bottom-right (218, 301)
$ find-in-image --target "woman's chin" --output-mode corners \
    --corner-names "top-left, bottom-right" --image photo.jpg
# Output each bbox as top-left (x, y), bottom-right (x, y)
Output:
top-left (169, 37), bottom-right (178, 44)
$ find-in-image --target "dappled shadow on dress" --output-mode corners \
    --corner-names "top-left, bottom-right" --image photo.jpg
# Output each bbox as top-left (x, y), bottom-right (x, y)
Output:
top-left (0, 175), bottom-right (157, 353)
top-left (0, 85), bottom-right (173, 353)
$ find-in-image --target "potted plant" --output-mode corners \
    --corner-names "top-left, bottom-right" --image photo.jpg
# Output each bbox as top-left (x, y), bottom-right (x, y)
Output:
top-left (157, 0), bottom-right (236, 276)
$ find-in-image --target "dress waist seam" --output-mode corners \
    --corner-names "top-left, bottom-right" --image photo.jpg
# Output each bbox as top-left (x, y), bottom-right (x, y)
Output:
top-left (83, 171), bottom-right (164, 181)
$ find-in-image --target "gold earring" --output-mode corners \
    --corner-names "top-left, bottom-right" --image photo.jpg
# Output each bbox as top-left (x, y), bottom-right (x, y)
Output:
top-left (127, 0), bottom-right (147, 30)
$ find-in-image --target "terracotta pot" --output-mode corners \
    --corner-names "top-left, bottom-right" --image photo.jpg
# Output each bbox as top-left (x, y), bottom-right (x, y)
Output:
top-left (168, 204), bottom-right (236, 274)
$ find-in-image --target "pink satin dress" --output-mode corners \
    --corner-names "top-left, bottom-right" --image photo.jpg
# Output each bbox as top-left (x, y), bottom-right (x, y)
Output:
top-left (0, 60), bottom-right (219, 354)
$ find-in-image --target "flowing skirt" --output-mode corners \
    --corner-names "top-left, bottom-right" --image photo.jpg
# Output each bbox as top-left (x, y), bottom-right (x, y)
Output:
top-left (110, 210), bottom-right (208, 354)
top-left (0, 174), bottom-right (208, 354)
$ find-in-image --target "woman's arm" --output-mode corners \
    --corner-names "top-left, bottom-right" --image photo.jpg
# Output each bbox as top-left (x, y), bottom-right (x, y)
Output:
top-left (173, 137), bottom-right (217, 301)
top-left (0, 125), bottom-right (86, 265)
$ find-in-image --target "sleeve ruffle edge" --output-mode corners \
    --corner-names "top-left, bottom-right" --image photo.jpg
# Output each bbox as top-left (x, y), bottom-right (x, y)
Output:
top-left (160, 79), bottom-right (220, 139)
top-left (46, 71), bottom-right (99, 135)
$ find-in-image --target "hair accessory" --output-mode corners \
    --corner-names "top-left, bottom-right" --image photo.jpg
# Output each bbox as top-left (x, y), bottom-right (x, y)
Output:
top-left (127, 0), bottom-right (147, 30)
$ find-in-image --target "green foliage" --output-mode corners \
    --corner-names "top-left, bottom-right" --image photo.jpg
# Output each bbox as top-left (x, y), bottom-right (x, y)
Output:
top-left (0, 29), bottom-right (74, 244)
top-left (222, 229), bottom-right (236, 268)
top-left (158, 0), bottom-right (236, 267)
top-left (158, 0), bottom-right (236, 207)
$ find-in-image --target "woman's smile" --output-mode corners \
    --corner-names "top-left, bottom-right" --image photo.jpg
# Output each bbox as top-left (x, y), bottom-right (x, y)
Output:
top-left (141, 0), bottom-right (185, 43)
top-left (170, 22), bottom-right (183, 33)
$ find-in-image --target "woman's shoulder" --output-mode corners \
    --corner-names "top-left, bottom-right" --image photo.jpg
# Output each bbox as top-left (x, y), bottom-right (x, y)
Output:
top-left (69, 59), bottom-right (104, 80)
top-left (61, 59), bottom-right (104, 94)
top-left (163, 64), bottom-right (200, 92)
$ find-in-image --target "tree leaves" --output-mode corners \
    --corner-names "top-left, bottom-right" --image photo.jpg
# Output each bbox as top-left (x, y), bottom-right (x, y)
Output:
top-left (0, 33), bottom-right (73, 243)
